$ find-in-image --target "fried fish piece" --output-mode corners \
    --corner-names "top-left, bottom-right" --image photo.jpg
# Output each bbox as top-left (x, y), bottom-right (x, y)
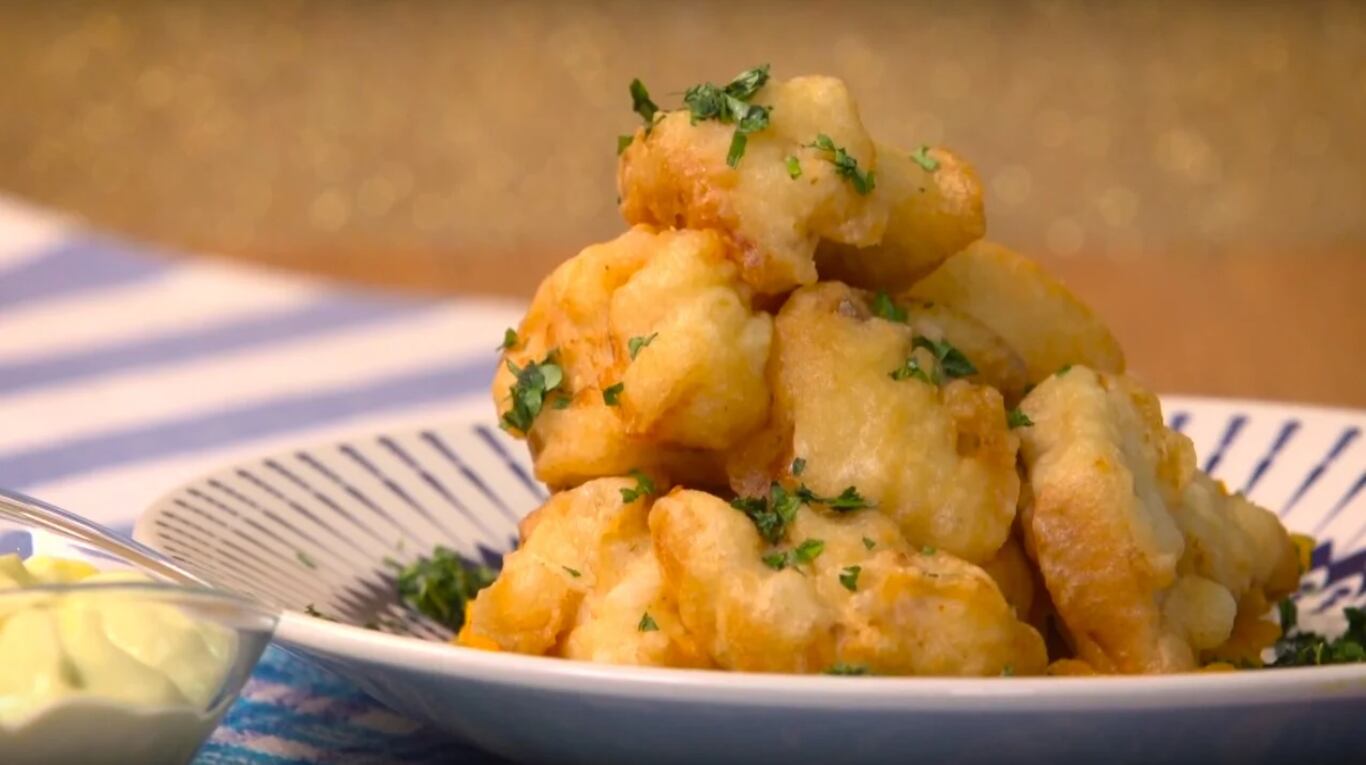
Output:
top-left (727, 282), bottom-right (1020, 563)
top-left (1176, 471), bottom-right (1300, 666)
top-left (618, 75), bottom-right (888, 294)
top-left (815, 144), bottom-right (986, 292)
top-left (457, 477), bottom-right (711, 668)
top-left (650, 488), bottom-right (1046, 676)
top-left (1174, 471), bottom-right (1300, 607)
top-left (495, 225), bottom-right (772, 489)
top-left (909, 241), bottom-right (1125, 382)
top-left (1016, 366), bottom-right (1298, 673)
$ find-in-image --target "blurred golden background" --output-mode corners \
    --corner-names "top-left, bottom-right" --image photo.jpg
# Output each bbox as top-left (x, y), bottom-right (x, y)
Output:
top-left (1, 1), bottom-right (1364, 404)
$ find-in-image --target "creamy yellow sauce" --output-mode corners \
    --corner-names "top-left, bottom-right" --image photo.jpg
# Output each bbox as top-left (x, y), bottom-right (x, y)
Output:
top-left (0, 554), bottom-right (236, 729)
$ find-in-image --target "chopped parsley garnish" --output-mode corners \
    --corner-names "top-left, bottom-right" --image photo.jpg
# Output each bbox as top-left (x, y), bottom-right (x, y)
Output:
top-left (551, 394), bottom-right (572, 410)
top-left (734, 481), bottom-right (871, 544)
top-left (914, 336), bottom-right (977, 379)
top-left (603, 382), bottom-right (624, 406)
top-left (638, 612), bottom-right (659, 632)
top-left (921, 545), bottom-right (937, 556)
top-left (727, 106), bottom-right (772, 167)
top-left (797, 485), bottom-right (874, 512)
top-left (620, 469), bottom-right (656, 504)
top-left (807, 133), bottom-right (876, 194)
top-left (499, 327), bottom-right (519, 351)
top-left (1270, 601), bottom-right (1366, 667)
top-left (763, 538), bottom-right (825, 571)
top-left (682, 64), bottom-right (771, 121)
top-left (889, 356), bottom-right (931, 383)
top-left (910, 145), bottom-right (940, 172)
top-left (862, 536), bottom-right (876, 550)
top-left (1056, 364), bottom-right (1074, 377)
top-left (786, 155), bottom-right (802, 179)
top-left (501, 352), bottom-right (566, 433)
top-left (630, 78), bottom-right (659, 126)
top-left (396, 546), bottom-right (497, 631)
top-left (898, 336), bottom-right (977, 385)
top-left (839, 565), bottom-right (861, 592)
top-left (770, 483), bottom-right (803, 524)
top-left (791, 457), bottom-right (807, 476)
top-left (871, 290), bottom-right (907, 323)
top-left (628, 332), bottom-right (658, 360)
top-left (794, 538), bottom-right (825, 563)
top-left (734, 105), bottom-right (770, 137)
top-left (617, 134), bottom-right (633, 155)
top-left (826, 663), bottom-right (870, 676)
top-left (1007, 408), bottom-right (1034, 428)
top-left (296, 551), bottom-right (317, 569)
top-left (726, 132), bottom-right (751, 168)
top-left (732, 482), bottom-right (801, 544)
top-left (679, 83), bottom-right (730, 122)
top-left (1001, 664), bottom-right (1015, 677)
top-left (682, 64), bottom-right (773, 167)
top-left (735, 480), bottom-right (873, 546)
top-left (563, 565), bottom-right (582, 578)
top-left (723, 64), bottom-right (770, 100)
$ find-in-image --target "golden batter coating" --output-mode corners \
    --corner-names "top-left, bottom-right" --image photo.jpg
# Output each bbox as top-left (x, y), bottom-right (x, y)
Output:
top-left (649, 488), bottom-right (1047, 676)
top-left (727, 282), bottom-right (1020, 564)
top-left (1175, 471), bottom-right (1300, 602)
top-left (1176, 471), bottom-right (1300, 666)
top-left (618, 75), bottom-right (888, 294)
top-left (1016, 367), bottom-right (1298, 673)
top-left (980, 533), bottom-right (1038, 626)
top-left (494, 225), bottom-right (771, 489)
top-left (458, 477), bottom-right (711, 668)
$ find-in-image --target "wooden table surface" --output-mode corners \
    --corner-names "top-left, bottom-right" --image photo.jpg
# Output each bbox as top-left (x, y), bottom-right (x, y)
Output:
top-left (201, 246), bottom-right (1366, 409)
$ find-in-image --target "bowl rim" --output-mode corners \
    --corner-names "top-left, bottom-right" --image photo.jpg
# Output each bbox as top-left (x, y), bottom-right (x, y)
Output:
top-left (2, 487), bottom-right (210, 587)
top-left (0, 579), bottom-right (281, 623)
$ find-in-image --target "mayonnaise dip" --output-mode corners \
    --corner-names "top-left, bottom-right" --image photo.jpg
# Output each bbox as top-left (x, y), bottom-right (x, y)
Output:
top-left (0, 554), bottom-right (239, 765)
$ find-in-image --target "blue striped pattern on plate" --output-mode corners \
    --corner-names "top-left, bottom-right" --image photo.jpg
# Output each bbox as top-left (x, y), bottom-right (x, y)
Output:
top-left (0, 195), bottom-right (517, 763)
top-left (144, 424), bottom-right (537, 641)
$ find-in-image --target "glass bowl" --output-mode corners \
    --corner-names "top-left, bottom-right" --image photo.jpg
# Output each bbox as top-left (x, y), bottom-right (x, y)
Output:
top-left (0, 489), bottom-right (279, 765)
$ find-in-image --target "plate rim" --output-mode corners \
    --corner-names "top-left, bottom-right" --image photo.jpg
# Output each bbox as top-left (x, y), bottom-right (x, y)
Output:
top-left (276, 611), bottom-right (1366, 708)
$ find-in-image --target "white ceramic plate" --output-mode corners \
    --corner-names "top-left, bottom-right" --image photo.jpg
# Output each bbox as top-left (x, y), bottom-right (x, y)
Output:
top-left (136, 396), bottom-right (1366, 765)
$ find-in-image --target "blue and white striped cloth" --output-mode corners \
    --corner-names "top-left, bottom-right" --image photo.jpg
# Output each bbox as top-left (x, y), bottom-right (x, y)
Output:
top-left (0, 195), bottom-right (519, 763)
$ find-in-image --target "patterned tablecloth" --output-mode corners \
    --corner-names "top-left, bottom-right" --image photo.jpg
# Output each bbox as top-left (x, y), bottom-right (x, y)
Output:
top-left (0, 195), bottom-right (517, 763)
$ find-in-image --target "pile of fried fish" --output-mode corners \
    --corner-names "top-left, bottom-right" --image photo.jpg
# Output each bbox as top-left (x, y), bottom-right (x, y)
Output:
top-left (455, 66), bottom-right (1303, 677)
